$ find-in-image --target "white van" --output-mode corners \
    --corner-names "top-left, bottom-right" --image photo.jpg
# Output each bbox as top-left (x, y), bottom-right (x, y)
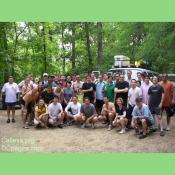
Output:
top-left (108, 68), bottom-right (159, 80)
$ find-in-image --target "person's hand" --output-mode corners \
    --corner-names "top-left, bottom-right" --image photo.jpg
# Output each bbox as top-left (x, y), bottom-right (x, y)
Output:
top-left (89, 87), bottom-right (93, 91)
top-left (94, 98), bottom-right (96, 104)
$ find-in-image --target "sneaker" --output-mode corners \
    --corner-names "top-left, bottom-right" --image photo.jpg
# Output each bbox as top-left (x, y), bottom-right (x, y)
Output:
top-left (91, 124), bottom-right (95, 129)
top-left (81, 124), bottom-right (85, 129)
top-left (12, 118), bottom-right (15, 123)
top-left (23, 125), bottom-right (29, 129)
top-left (139, 134), bottom-right (147, 139)
top-left (119, 129), bottom-right (126, 134)
top-left (166, 126), bottom-right (171, 131)
top-left (107, 125), bottom-right (112, 131)
top-left (6, 119), bottom-right (10, 123)
top-left (135, 127), bottom-right (139, 135)
top-left (150, 128), bottom-right (157, 132)
top-left (160, 131), bottom-right (165, 136)
top-left (57, 124), bottom-right (63, 128)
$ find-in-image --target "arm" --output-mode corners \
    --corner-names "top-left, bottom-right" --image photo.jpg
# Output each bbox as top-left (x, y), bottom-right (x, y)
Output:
top-left (115, 88), bottom-right (128, 93)
top-left (34, 107), bottom-right (40, 120)
top-left (117, 111), bottom-right (126, 119)
top-left (48, 105), bottom-right (54, 118)
top-left (159, 93), bottom-right (164, 108)
top-left (65, 102), bottom-right (71, 113)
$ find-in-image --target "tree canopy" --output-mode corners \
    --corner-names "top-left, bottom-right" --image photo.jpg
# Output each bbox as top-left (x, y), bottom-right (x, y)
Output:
top-left (0, 22), bottom-right (175, 83)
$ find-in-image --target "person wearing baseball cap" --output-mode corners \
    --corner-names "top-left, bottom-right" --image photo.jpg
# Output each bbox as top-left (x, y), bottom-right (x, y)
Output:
top-left (43, 73), bottom-right (49, 88)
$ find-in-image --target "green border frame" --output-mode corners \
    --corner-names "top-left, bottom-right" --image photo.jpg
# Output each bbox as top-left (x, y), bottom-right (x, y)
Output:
top-left (0, 0), bottom-right (175, 21)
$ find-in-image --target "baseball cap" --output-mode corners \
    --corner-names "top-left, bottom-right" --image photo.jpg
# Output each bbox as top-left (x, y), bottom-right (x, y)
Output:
top-left (43, 73), bottom-right (48, 77)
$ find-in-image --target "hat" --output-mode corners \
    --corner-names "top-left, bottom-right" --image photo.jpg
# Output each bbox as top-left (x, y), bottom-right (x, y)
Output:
top-left (43, 73), bottom-right (48, 77)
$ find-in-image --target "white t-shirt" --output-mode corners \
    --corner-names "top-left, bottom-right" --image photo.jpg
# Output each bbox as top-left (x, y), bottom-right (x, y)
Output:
top-left (18, 80), bottom-right (33, 88)
top-left (128, 87), bottom-right (142, 106)
top-left (65, 102), bottom-right (81, 116)
top-left (2, 82), bottom-right (20, 103)
top-left (48, 102), bottom-right (63, 118)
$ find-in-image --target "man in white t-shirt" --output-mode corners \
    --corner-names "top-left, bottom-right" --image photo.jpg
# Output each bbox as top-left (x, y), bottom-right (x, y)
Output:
top-left (48, 95), bottom-right (64, 128)
top-left (128, 79), bottom-right (142, 106)
top-left (1, 76), bottom-right (20, 123)
top-left (127, 79), bottom-right (142, 128)
top-left (65, 96), bottom-right (81, 125)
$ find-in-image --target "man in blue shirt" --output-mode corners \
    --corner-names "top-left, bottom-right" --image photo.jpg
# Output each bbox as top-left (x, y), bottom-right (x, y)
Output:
top-left (95, 75), bottom-right (105, 114)
top-left (132, 97), bottom-right (154, 139)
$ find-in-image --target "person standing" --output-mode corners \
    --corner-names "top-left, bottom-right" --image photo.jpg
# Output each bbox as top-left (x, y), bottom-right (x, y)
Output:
top-left (72, 75), bottom-right (84, 104)
top-left (42, 73), bottom-right (49, 88)
top-left (1, 76), bottom-right (20, 123)
top-left (82, 75), bottom-right (96, 104)
top-left (126, 70), bottom-right (132, 86)
top-left (95, 75), bottom-right (105, 114)
top-left (115, 74), bottom-right (129, 107)
top-left (141, 75), bottom-right (153, 105)
top-left (148, 76), bottom-right (165, 136)
top-left (103, 76), bottom-right (115, 103)
top-left (159, 74), bottom-right (174, 131)
top-left (63, 81), bottom-right (74, 105)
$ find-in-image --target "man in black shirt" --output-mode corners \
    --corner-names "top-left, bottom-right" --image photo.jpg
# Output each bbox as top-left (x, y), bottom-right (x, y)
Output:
top-left (41, 86), bottom-right (54, 104)
top-left (82, 75), bottom-right (96, 104)
top-left (148, 76), bottom-right (164, 136)
top-left (115, 74), bottom-right (129, 107)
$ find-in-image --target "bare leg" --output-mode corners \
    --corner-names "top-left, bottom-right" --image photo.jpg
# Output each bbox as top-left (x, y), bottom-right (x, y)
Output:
top-left (7, 106), bottom-right (10, 119)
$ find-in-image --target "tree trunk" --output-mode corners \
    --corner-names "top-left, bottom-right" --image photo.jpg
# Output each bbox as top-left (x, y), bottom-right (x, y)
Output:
top-left (12, 22), bottom-right (18, 76)
top-left (84, 22), bottom-right (93, 67)
top-left (97, 22), bottom-right (103, 64)
top-left (42, 23), bottom-right (47, 73)
top-left (71, 23), bottom-right (76, 69)
top-left (1, 23), bottom-right (9, 81)
top-left (61, 24), bottom-right (66, 74)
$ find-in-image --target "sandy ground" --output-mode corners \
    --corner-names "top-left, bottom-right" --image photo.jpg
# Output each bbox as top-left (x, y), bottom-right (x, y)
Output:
top-left (0, 110), bottom-right (175, 153)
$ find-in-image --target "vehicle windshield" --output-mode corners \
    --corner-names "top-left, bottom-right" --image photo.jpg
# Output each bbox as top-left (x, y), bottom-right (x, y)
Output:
top-left (168, 76), bottom-right (175, 82)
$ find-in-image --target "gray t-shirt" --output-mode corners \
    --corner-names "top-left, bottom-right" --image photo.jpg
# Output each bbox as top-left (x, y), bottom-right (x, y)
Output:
top-left (80, 103), bottom-right (96, 117)
top-left (63, 88), bottom-right (74, 102)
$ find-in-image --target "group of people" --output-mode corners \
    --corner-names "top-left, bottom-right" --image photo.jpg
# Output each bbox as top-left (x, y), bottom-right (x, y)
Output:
top-left (1, 71), bottom-right (175, 139)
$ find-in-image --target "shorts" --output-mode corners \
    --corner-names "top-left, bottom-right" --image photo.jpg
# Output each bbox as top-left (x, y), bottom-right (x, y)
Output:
top-left (136, 118), bottom-right (152, 127)
top-left (21, 99), bottom-right (33, 114)
top-left (149, 107), bottom-right (160, 115)
top-left (95, 99), bottom-right (104, 110)
top-left (161, 106), bottom-right (174, 117)
top-left (5, 102), bottom-right (16, 107)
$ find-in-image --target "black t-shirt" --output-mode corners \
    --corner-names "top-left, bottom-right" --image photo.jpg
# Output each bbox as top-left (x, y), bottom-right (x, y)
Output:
top-left (115, 81), bottom-right (129, 102)
top-left (115, 106), bottom-right (126, 116)
top-left (82, 82), bottom-right (96, 101)
top-left (148, 85), bottom-right (164, 107)
top-left (41, 91), bottom-right (54, 104)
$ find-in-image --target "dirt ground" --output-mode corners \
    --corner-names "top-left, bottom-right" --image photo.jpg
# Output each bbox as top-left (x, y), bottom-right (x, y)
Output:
top-left (0, 110), bottom-right (175, 153)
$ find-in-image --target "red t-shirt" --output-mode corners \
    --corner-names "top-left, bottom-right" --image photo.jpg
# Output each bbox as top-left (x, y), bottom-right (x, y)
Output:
top-left (159, 81), bottom-right (174, 107)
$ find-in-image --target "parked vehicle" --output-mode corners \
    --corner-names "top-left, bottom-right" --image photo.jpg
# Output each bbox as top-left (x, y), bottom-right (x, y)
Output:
top-left (108, 67), bottom-right (159, 80)
top-left (167, 74), bottom-right (175, 87)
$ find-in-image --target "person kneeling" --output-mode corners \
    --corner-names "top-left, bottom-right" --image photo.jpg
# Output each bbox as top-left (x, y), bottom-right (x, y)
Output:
top-left (65, 96), bottom-right (81, 125)
top-left (79, 97), bottom-right (97, 129)
top-left (34, 99), bottom-right (48, 128)
top-left (112, 98), bottom-right (128, 134)
top-left (131, 97), bottom-right (154, 139)
top-left (48, 95), bottom-right (64, 128)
